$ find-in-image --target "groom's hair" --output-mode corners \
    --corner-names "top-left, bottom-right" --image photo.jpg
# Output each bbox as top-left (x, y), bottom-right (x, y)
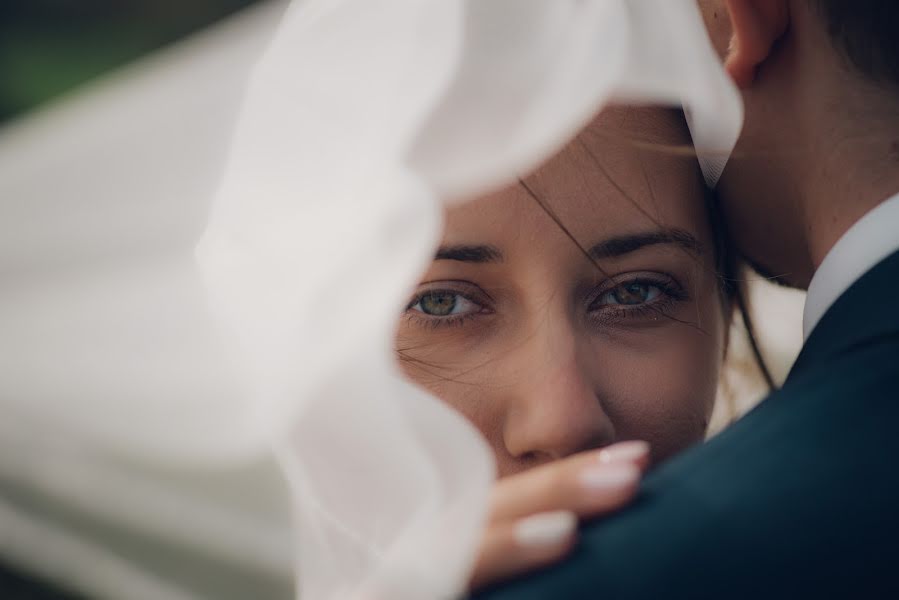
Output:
top-left (810, 1), bottom-right (899, 85)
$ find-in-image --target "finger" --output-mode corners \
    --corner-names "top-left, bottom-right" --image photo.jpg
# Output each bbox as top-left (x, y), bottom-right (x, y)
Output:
top-left (597, 440), bottom-right (652, 471)
top-left (489, 441), bottom-right (648, 523)
top-left (469, 510), bottom-right (577, 592)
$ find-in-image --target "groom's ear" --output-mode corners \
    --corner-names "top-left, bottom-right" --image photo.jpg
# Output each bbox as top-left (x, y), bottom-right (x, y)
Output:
top-left (723, 0), bottom-right (790, 88)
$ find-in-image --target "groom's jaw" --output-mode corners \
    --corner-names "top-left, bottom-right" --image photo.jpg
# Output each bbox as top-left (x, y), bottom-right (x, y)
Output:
top-left (700, 0), bottom-right (899, 289)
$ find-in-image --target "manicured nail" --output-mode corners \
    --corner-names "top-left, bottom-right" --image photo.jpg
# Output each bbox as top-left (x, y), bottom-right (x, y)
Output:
top-left (579, 463), bottom-right (640, 491)
top-left (514, 511), bottom-right (577, 548)
top-left (598, 440), bottom-right (650, 464)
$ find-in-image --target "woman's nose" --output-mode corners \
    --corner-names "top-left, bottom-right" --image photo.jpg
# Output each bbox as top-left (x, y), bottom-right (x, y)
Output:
top-left (501, 325), bottom-right (615, 465)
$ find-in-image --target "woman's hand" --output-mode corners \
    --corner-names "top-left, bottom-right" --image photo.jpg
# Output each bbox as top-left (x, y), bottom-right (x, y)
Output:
top-left (468, 441), bottom-right (650, 591)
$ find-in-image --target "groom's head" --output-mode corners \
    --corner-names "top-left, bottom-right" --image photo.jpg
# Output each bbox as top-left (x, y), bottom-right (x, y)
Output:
top-left (698, 1), bottom-right (899, 287)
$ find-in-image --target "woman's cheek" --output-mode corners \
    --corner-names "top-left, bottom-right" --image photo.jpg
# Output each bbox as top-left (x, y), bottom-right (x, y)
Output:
top-left (590, 324), bottom-right (722, 463)
top-left (394, 325), bottom-right (506, 439)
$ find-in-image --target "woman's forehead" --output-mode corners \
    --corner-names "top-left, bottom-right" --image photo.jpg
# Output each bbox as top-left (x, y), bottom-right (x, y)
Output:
top-left (443, 107), bottom-right (709, 249)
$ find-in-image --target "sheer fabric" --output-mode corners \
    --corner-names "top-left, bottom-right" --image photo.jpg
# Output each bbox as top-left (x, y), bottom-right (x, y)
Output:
top-left (0, 1), bottom-right (741, 599)
top-left (0, 5), bottom-right (295, 600)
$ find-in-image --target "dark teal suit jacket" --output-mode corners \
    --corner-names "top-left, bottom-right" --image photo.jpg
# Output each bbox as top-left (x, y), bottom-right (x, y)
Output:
top-left (476, 250), bottom-right (899, 600)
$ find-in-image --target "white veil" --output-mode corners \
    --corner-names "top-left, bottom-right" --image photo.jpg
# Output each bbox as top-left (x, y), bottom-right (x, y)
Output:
top-left (0, 1), bottom-right (741, 599)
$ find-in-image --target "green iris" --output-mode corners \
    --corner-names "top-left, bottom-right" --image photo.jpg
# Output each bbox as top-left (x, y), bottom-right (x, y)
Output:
top-left (419, 292), bottom-right (457, 316)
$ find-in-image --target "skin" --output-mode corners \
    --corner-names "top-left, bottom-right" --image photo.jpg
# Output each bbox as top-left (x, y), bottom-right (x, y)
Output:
top-left (466, 1), bottom-right (899, 588)
top-left (396, 107), bottom-right (728, 478)
top-left (698, 0), bottom-right (899, 286)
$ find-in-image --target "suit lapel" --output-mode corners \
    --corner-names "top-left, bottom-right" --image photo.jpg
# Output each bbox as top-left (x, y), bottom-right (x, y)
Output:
top-left (787, 249), bottom-right (899, 382)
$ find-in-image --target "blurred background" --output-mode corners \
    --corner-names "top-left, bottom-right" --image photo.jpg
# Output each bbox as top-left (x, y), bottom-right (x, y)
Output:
top-left (0, 0), bottom-right (265, 123)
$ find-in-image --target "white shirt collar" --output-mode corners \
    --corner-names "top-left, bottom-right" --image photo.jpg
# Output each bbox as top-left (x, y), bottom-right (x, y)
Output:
top-left (804, 192), bottom-right (899, 340)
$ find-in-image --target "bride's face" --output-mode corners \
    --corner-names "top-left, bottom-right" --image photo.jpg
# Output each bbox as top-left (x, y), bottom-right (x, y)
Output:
top-left (396, 107), bottom-right (727, 477)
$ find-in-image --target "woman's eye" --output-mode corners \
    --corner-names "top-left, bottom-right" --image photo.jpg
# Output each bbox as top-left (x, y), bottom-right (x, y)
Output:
top-left (595, 281), bottom-right (663, 307)
top-left (410, 291), bottom-right (480, 317)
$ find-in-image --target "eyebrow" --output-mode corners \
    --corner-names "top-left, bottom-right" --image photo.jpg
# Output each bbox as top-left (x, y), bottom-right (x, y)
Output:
top-left (434, 244), bottom-right (503, 263)
top-left (588, 229), bottom-right (704, 260)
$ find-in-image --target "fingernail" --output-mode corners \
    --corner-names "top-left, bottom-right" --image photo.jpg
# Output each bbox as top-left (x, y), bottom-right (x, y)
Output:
top-left (579, 463), bottom-right (640, 491)
top-left (598, 440), bottom-right (650, 464)
top-left (514, 511), bottom-right (577, 548)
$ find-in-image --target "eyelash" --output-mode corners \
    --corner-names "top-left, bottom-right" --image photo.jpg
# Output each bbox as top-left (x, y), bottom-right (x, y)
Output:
top-left (404, 275), bottom-right (688, 330)
top-left (406, 311), bottom-right (479, 330)
top-left (586, 276), bottom-right (688, 327)
top-left (404, 284), bottom-right (492, 329)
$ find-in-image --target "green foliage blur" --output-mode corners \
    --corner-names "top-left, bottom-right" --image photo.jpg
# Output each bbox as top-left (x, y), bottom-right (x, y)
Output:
top-left (0, 0), bottom-right (262, 123)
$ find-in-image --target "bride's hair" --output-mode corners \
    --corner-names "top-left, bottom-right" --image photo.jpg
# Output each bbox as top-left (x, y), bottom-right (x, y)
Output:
top-left (519, 174), bottom-right (775, 393)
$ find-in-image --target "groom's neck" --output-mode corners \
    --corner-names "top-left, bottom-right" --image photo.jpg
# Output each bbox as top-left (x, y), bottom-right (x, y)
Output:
top-left (725, 9), bottom-right (899, 289)
top-left (796, 83), bottom-right (899, 278)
